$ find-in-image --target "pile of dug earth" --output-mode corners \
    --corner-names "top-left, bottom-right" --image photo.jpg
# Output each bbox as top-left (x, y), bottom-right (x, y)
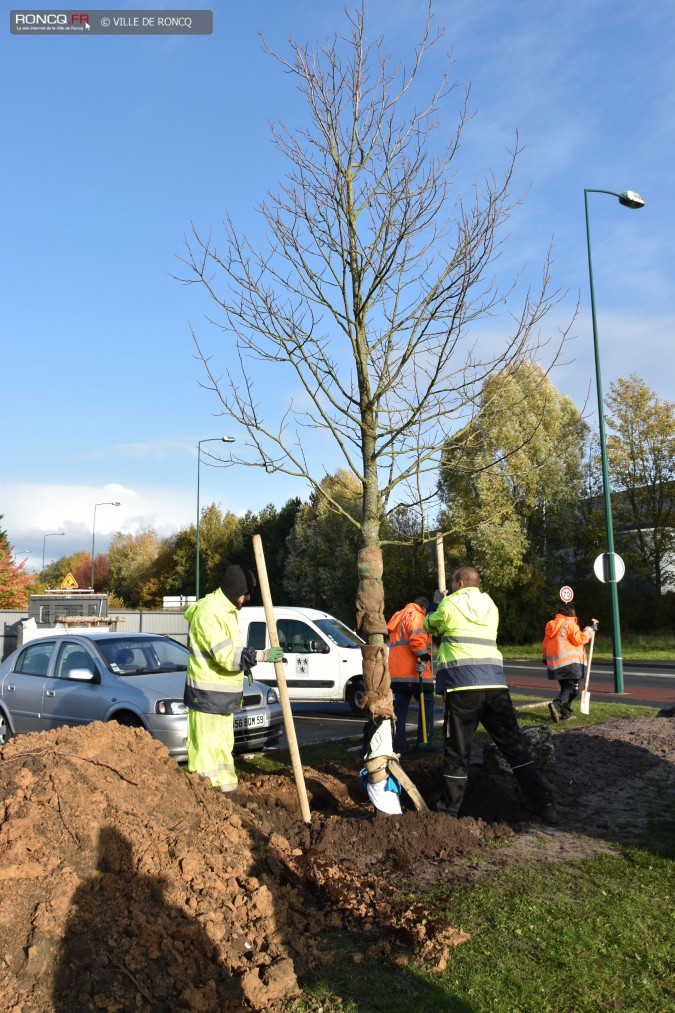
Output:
top-left (0, 714), bottom-right (672, 1011)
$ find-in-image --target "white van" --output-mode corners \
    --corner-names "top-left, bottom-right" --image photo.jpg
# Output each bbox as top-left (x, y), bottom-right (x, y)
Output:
top-left (238, 606), bottom-right (366, 715)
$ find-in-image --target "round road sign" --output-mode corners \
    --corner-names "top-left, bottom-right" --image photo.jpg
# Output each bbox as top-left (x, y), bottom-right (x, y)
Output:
top-left (593, 552), bottom-right (625, 583)
top-left (559, 585), bottom-right (574, 603)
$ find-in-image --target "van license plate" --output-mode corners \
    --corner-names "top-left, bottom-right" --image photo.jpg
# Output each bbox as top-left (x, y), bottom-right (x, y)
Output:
top-left (234, 713), bottom-right (268, 730)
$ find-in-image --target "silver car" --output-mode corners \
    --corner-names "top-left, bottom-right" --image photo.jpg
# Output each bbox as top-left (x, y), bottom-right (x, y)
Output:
top-left (0, 632), bottom-right (283, 760)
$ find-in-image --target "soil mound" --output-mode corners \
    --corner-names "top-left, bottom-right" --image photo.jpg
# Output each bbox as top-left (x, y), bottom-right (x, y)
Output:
top-left (0, 715), bottom-right (672, 1011)
top-left (0, 723), bottom-right (498, 1012)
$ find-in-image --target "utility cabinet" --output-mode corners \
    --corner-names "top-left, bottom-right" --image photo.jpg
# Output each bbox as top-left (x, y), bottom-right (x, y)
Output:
top-left (28, 592), bottom-right (108, 627)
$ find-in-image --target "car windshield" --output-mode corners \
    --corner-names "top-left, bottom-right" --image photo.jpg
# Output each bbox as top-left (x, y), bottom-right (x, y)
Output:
top-left (313, 618), bottom-right (364, 648)
top-left (95, 637), bottom-right (188, 675)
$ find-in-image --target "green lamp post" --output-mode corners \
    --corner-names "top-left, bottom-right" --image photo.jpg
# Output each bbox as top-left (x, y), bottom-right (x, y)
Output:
top-left (584, 188), bottom-right (645, 694)
top-left (42, 531), bottom-right (64, 577)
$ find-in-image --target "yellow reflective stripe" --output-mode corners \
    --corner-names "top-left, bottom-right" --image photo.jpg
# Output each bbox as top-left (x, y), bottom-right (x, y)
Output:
top-left (212, 637), bottom-right (233, 655)
top-left (200, 761), bottom-right (236, 777)
top-left (189, 644), bottom-right (213, 659)
top-left (441, 636), bottom-right (498, 644)
top-left (445, 684), bottom-right (505, 693)
top-left (443, 657), bottom-right (501, 668)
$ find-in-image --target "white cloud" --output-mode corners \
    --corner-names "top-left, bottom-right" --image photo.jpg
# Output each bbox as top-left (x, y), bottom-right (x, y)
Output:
top-left (2, 468), bottom-right (311, 569)
top-left (2, 482), bottom-right (195, 568)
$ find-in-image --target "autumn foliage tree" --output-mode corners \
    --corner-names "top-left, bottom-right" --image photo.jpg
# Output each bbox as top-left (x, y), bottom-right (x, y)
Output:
top-left (0, 520), bottom-right (32, 608)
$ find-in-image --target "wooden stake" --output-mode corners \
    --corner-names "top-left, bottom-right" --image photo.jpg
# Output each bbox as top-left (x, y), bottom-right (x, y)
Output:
top-left (252, 534), bottom-right (311, 824)
top-left (436, 533), bottom-right (447, 595)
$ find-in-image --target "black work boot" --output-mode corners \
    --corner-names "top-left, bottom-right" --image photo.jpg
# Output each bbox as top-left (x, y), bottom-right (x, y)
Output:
top-left (436, 800), bottom-right (459, 817)
top-left (537, 799), bottom-right (559, 826)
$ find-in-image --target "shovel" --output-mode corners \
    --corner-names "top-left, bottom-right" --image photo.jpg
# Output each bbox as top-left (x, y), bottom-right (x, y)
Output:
top-left (579, 625), bottom-right (597, 715)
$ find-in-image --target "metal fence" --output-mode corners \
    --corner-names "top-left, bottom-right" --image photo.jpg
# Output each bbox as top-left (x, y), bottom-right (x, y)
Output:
top-left (0, 610), bottom-right (190, 660)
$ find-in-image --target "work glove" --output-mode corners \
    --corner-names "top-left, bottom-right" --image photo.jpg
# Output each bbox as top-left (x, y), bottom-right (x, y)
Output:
top-left (583, 626), bottom-right (595, 637)
top-left (240, 646), bottom-right (258, 670)
top-left (267, 646), bottom-right (284, 664)
top-left (418, 653), bottom-right (431, 664)
top-left (433, 589), bottom-right (447, 604)
top-left (541, 658), bottom-right (548, 666)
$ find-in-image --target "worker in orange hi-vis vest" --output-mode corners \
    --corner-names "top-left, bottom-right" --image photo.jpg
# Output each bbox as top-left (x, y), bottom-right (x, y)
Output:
top-left (387, 596), bottom-right (434, 753)
top-left (542, 604), bottom-right (597, 722)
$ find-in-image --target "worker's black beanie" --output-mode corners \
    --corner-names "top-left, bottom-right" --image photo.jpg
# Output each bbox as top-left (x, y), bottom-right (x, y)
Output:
top-left (221, 565), bottom-right (257, 601)
top-left (414, 596), bottom-right (430, 611)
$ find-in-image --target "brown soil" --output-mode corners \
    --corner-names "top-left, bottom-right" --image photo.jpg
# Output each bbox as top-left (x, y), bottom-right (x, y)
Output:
top-left (0, 714), bottom-right (672, 1012)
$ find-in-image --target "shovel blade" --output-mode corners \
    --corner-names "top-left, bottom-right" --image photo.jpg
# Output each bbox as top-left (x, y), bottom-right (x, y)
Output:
top-left (580, 690), bottom-right (591, 715)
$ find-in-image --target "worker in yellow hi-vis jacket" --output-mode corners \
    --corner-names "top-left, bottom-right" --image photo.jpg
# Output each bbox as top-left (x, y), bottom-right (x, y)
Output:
top-left (183, 564), bottom-right (283, 793)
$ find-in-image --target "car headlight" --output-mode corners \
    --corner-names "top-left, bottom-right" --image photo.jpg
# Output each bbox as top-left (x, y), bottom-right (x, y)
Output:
top-left (156, 700), bottom-right (188, 715)
top-left (266, 688), bottom-right (279, 705)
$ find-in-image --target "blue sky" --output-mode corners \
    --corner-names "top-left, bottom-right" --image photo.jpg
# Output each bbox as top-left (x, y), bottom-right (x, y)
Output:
top-left (2, 0), bottom-right (674, 569)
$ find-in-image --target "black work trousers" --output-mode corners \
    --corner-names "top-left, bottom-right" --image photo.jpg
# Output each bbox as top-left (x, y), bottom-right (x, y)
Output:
top-left (440, 687), bottom-right (551, 815)
top-left (553, 678), bottom-right (579, 715)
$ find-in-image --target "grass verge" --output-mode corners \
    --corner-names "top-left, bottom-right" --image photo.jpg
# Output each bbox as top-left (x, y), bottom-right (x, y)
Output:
top-left (501, 634), bottom-right (675, 661)
top-left (239, 699), bottom-right (658, 765)
top-left (284, 840), bottom-right (675, 1013)
top-left (262, 705), bottom-right (673, 1013)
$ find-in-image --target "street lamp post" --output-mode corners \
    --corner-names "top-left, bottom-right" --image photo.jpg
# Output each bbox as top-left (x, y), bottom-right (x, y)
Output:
top-left (196, 437), bottom-right (235, 599)
top-left (91, 501), bottom-right (120, 590)
top-left (584, 188), bottom-right (645, 694)
top-left (42, 531), bottom-right (65, 576)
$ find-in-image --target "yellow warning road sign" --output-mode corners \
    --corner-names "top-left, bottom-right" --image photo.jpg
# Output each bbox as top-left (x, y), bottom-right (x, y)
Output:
top-left (61, 573), bottom-right (78, 589)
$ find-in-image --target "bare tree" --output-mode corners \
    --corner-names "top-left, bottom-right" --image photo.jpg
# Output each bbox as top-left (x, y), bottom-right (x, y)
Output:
top-left (177, 3), bottom-right (568, 714)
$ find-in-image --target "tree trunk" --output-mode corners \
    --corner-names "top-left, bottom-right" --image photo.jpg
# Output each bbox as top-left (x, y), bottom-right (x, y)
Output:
top-left (355, 456), bottom-right (392, 718)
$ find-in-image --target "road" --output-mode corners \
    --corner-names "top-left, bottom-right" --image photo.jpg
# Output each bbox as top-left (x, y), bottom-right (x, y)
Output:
top-left (503, 657), bottom-right (675, 707)
top-left (269, 658), bottom-right (675, 751)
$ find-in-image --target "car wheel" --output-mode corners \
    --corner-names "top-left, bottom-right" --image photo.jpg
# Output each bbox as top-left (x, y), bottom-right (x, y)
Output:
top-left (347, 678), bottom-right (367, 717)
top-left (111, 712), bottom-right (144, 728)
top-left (0, 711), bottom-right (11, 747)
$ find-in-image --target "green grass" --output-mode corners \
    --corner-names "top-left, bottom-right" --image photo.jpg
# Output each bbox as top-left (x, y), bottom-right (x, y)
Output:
top-left (502, 634), bottom-right (675, 661)
top-left (431, 847), bottom-right (674, 1013)
top-left (236, 733), bottom-right (362, 775)
top-left (284, 844), bottom-right (675, 1012)
top-left (238, 700), bottom-right (658, 771)
top-left (440, 697), bottom-right (656, 747)
top-left (284, 840), bottom-right (675, 1013)
top-left (512, 696), bottom-right (656, 722)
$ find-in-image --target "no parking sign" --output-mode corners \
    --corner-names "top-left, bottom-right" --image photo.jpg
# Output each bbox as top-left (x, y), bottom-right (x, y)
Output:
top-left (559, 585), bottom-right (574, 603)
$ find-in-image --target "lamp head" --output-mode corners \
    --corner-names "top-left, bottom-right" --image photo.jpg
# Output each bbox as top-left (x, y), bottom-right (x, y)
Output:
top-left (221, 436), bottom-right (235, 443)
top-left (618, 190), bottom-right (645, 209)
top-left (112, 501), bottom-right (120, 506)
